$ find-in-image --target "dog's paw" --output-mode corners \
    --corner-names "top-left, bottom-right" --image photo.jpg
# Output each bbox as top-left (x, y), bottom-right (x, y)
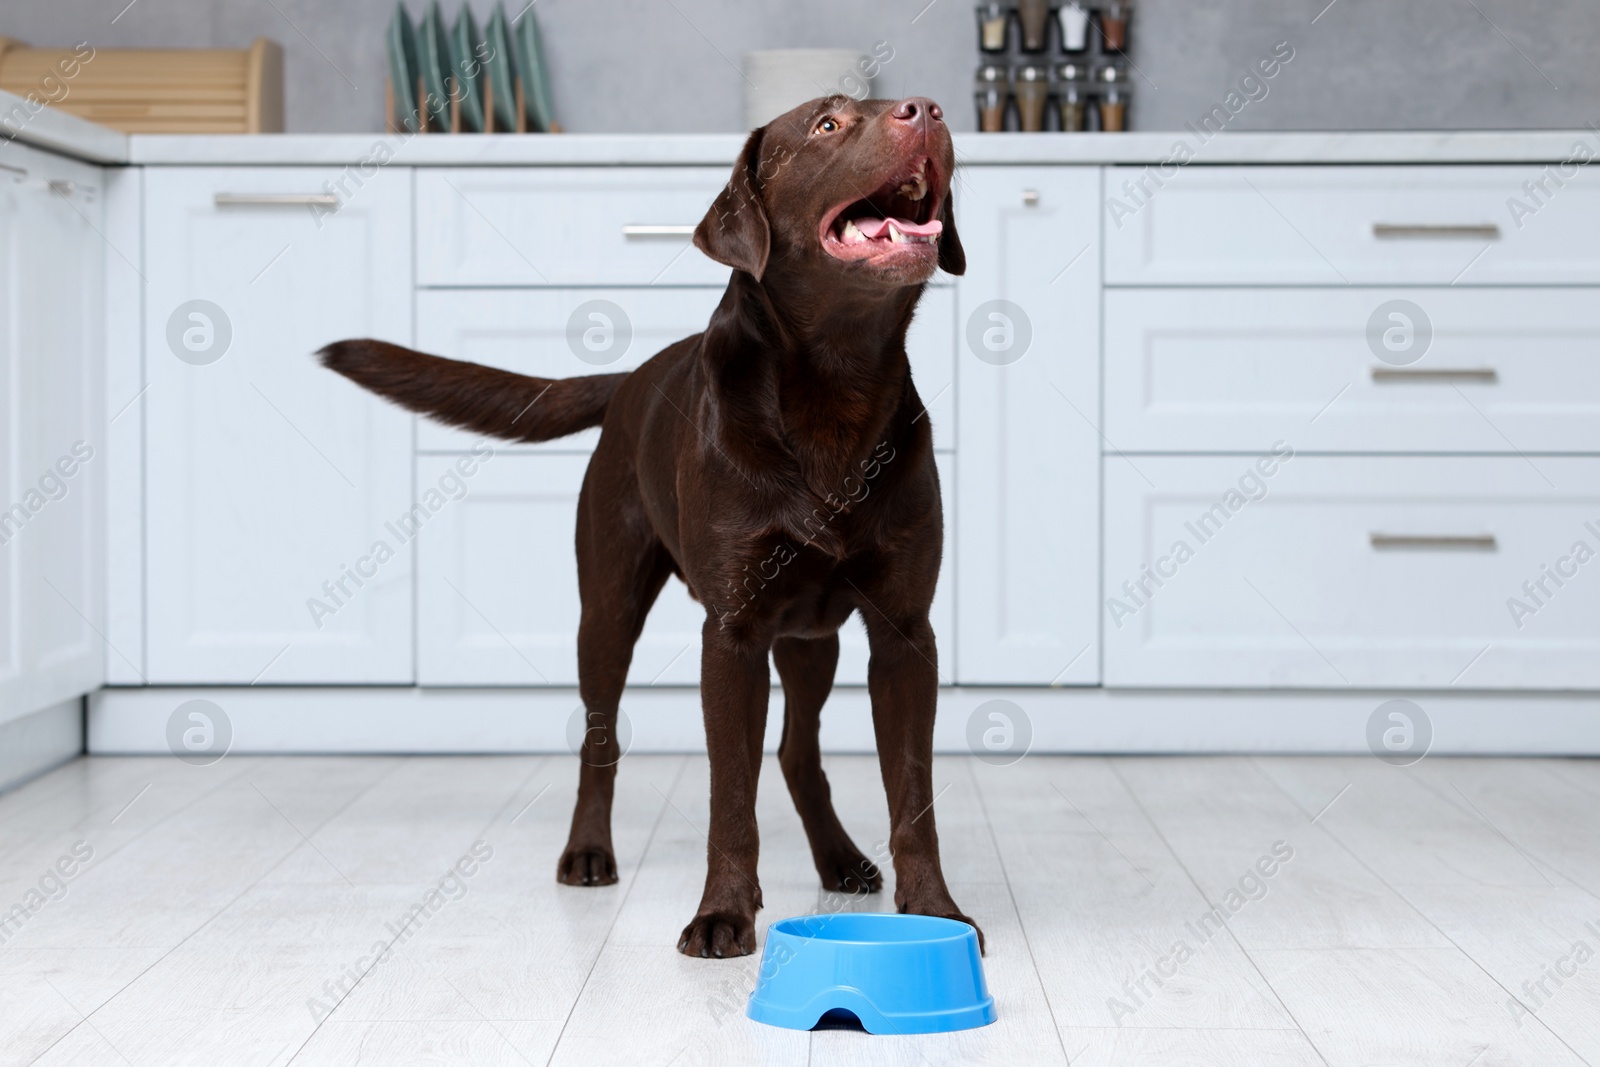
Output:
top-left (902, 905), bottom-right (986, 955)
top-left (677, 911), bottom-right (757, 958)
top-left (818, 850), bottom-right (883, 895)
top-left (557, 845), bottom-right (618, 886)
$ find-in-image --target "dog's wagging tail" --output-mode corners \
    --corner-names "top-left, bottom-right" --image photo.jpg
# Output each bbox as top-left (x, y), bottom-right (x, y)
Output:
top-left (318, 339), bottom-right (624, 443)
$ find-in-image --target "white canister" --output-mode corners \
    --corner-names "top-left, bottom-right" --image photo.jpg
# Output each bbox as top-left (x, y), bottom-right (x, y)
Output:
top-left (742, 49), bottom-right (872, 130)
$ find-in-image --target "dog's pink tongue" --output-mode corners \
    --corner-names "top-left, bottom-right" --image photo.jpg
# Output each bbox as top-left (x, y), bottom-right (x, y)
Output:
top-left (855, 217), bottom-right (944, 239)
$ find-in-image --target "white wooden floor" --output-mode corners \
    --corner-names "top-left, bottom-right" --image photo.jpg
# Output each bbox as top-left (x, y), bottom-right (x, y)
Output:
top-left (2, 753), bottom-right (1599, 1066)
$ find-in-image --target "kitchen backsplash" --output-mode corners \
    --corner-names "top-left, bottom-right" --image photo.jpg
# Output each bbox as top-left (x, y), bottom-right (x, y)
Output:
top-left (7, 0), bottom-right (1596, 134)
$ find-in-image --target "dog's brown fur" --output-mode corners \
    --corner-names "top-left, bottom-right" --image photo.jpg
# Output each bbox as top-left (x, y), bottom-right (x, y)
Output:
top-left (320, 95), bottom-right (978, 957)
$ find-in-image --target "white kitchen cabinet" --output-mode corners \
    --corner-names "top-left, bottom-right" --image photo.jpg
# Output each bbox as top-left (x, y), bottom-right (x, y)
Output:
top-left (955, 168), bottom-right (1101, 685)
top-left (0, 142), bottom-right (105, 722)
top-left (414, 287), bottom-right (726, 454)
top-left (1104, 455), bottom-right (1600, 689)
top-left (415, 167), bottom-right (731, 287)
top-left (143, 168), bottom-right (414, 684)
top-left (415, 453), bottom-right (953, 688)
top-left (1104, 165), bottom-right (1600, 286)
top-left (414, 453), bottom-right (705, 687)
top-left (1104, 288), bottom-right (1600, 454)
top-left (414, 285), bottom-right (957, 454)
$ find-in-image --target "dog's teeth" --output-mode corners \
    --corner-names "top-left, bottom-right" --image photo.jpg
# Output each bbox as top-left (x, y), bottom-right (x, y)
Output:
top-left (842, 220), bottom-right (864, 243)
top-left (889, 226), bottom-right (907, 243)
top-left (898, 175), bottom-right (928, 202)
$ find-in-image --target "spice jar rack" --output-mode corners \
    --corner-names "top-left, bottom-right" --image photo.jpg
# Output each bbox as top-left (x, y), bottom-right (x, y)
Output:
top-left (973, 0), bottom-right (1134, 132)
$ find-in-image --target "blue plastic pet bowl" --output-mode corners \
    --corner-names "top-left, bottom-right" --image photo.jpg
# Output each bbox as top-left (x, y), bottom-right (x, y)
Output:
top-left (746, 913), bottom-right (996, 1034)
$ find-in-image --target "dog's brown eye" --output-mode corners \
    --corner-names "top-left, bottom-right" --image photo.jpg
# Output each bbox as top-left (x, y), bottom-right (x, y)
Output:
top-left (816, 117), bottom-right (840, 134)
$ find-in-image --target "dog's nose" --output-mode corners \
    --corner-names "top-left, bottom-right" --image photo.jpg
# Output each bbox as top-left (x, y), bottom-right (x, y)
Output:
top-left (890, 97), bottom-right (943, 126)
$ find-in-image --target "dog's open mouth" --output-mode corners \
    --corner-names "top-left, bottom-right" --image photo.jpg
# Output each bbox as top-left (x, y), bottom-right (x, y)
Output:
top-left (819, 157), bottom-right (943, 264)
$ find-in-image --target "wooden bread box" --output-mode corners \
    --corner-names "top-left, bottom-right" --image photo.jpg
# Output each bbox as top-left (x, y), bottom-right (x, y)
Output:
top-left (0, 37), bottom-right (283, 133)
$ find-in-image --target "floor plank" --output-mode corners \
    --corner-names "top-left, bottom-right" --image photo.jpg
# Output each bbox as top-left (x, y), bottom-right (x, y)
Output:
top-left (975, 756), bottom-right (1297, 1032)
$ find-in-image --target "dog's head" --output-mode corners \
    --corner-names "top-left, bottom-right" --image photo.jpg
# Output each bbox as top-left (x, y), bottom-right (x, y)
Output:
top-left (694, 95), bottom-right (964, 290)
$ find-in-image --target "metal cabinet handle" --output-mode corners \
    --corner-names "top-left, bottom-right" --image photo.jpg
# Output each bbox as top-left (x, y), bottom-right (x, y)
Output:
top-left (1371, 367), bottom-right (1498, 382)
top-left (1021, 189), bottom-right (1040, 206)
top-left (214, 193), bottom-right (340, 207)
top-left (1373, 223), bottom-right (1500, 239)
top-left (621, 225), bottom-right (697, 237)
top-left (1370, 533), bottom-right (1497, 550)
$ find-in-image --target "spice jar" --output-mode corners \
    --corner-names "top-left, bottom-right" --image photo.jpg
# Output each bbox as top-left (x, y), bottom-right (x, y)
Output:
top-left (975, 2), bottom-right (1013, 53)
top-left (1058, 1), bottom-right (1091, 53)
top-left (974, 64), bottom-right (1010, 132)
top-left (1014, 64), bottom-right (1050, 132)
top-left (1094, 61), bottom-right (1132, 131)
top-left (1101, 0), bottom-right (1132, 52)
top-left (1055, 61), bottom-right (1091, 132)
top-left (1004, 63), bottom-right (1043, 131)
top-left (1017, 0), bottom-right (1051, 52)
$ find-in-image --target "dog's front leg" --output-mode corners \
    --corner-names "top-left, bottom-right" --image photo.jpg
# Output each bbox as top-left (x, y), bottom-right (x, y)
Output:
top-left (678, 618), bottom-right (770, 958)
top-left (863, 611), bottom-right (985, 952)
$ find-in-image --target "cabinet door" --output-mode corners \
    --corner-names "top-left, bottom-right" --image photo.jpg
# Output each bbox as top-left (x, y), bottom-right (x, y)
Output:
top-left (955, 168), bottom-right (1101, 684)
top-left (415, 453), bottom-right (706, 687)
top-left (1104, 288), bottom-right (1600, 454)
top-left (0, 145), bottom-right (105, 721)
top-left (1104, 165), bottom-right (1600, 286)
top-left (144, 169), bottom-right (413, 683)
top-left (415, 168), bottom-right (731, 287)
top-left (1105, 456), bottom-right (1600, 689)
top-left (415, 288), bottom-right (726, 454)
top-left (416, 286), bottom-right (958, 454)
top-left (416, 454), bottom-right (954, 688)
top-left (907, 284), bottom-right (956, 453)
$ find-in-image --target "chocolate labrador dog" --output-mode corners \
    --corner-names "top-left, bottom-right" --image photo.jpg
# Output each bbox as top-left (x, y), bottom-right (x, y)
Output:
top-left (319, 94), bottom-right (977, 957)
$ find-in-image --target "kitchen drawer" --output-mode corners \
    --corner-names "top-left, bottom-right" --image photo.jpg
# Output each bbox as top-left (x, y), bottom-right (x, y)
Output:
top-left (1104, 456), bottom-right (1600, 689)
top-left (415, 454), bottom-right (953, 686)
top-left (415, 168), bottom-right (732, 286)
top-left (415, 285), bottom-right (957, 452)
top-left (415, 288), bottom-right (722, 453)
top-left (1105, 288), bottom-right (1600, 453)
top-left (1105, 165), bottom-right (1600, 286)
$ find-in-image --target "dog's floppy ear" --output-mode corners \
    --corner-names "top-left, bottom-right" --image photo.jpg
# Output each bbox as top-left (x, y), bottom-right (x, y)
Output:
top-left (695, 129), bottom-right (771, 280)
top-left (937, 189), bottom-right (966, 276)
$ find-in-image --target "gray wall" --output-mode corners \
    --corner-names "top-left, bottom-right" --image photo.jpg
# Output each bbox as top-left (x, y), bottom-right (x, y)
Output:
top-left (7, 0), bottom-right (1597, 133)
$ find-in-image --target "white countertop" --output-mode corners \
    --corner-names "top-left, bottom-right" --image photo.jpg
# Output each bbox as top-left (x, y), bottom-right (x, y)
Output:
top-left (124, 130), bottom-right (1600, 167)
top-left (4, 91), bottom-right (1594, 168)
top-left (0, 89), bottom-right (128, 164)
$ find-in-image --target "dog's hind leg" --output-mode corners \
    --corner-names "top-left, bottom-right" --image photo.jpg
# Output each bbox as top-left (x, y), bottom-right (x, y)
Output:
top-left (772, 634), bottom-right (883, 895)
top-left (558, 476), bottom-right (672, 888)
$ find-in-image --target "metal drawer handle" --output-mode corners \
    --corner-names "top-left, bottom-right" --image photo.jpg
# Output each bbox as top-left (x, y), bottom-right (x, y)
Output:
top-left (1021, 189), bottom-right (1040, 206)
top-left (214, 193), bottom-right (340, 207)
top-left (622, 224), bottom-right (697, 237)
top-left (1371, 367), bottom-right (1498, 382)
top-left (1373, 223), bottom-right (1500, 239)
top-left (1370, 533), bottom-right (1497, 550)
